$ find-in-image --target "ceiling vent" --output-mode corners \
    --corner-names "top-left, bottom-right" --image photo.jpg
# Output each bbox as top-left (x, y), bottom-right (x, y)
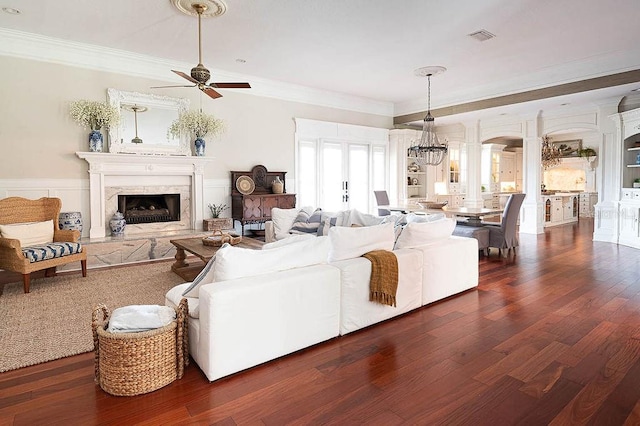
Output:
top-left (468, 30), bottom-right (495, 42)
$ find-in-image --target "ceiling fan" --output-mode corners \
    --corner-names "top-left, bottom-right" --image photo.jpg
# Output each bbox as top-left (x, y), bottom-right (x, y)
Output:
top-left (154, 2), bottom-right (250, 99)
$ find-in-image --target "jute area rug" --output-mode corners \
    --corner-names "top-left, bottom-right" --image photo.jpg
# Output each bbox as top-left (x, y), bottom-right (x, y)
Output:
top-left (0, 262), bottom-right (184, 373)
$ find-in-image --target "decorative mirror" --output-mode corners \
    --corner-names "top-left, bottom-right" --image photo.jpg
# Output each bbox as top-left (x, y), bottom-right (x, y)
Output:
top-left (107, 89), bottom-right (191, 155)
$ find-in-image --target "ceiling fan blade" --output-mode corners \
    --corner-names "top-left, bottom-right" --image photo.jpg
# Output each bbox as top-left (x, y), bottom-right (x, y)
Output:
top-left (210, 82), bottom-right (252, 89)
top-left (202, 86), bottom-right (223, 99)
top-left (172, 70), bottom-right (199, 84)
top-left (150, 84), bottom-right (197, 89)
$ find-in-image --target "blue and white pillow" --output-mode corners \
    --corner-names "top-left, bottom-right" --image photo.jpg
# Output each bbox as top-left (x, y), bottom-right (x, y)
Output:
top-left (290, 208), bottom-right (323, 235)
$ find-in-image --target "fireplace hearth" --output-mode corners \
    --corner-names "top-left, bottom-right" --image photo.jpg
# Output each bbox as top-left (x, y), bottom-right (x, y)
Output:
top-left (118, 194), bottom-right (180, 224)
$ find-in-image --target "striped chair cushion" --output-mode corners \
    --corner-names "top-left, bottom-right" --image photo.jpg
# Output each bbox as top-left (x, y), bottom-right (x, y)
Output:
top-left (22, 242), bottom-right (83, 263)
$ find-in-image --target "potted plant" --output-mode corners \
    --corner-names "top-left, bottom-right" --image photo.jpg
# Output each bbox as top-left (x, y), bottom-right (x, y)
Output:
top-left (634, 178), bottom-right (640, 189)
top-left (203, 203), bottom-right (233, 231)
top-left (578, 147), bottom-right (597, 158)
top-left (69, 100), bottom-right (120, 152)
top-left (168, 110), bottom-right (224, 156)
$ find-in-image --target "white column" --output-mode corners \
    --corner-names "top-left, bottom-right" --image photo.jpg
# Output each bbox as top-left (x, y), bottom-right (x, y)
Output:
top-left (519, 112), bottom-right (544, 234)
top-left (193, 164), bottom-right (206, 231)
top-left (594, 102), bottom-right (623, 243)
top-left (88, 166), bottom-right (107, 239)
top-left (464, 120), bottom-right (483, 208)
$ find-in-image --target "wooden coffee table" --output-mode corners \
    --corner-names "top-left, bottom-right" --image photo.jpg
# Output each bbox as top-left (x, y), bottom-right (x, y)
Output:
top-left (170, 236), bottom-right (264, 281)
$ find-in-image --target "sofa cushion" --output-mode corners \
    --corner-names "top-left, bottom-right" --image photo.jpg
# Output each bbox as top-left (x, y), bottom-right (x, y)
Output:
top-left (262, 233), bottom-right (316, 249)
top-left (406, 212), bottom-right (446, 223)
top-left (0, 220), bottom-right (54, 247)
top-left (21, 242), bottom-right (82, 263)
top-left (348, 209), bottom-right (388, 227)
top-left (167, 283), bottom-right (200, 318)
top-left (328, 222), bottom-right (395, 262)
top-left (394, 218), bottom-right (456, 249)
top-left (271, 206), bottom-right (314, 240)
top-left (290, 208), bottom-right (323, 235)
top-left (182, 253), bottom-right (219, 298)
top-left (214, 236), bottom-right (330, 282)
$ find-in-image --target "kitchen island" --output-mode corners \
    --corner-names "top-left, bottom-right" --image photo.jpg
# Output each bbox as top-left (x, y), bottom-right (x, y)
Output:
top-left (542, 192), bottom-right (580, 227)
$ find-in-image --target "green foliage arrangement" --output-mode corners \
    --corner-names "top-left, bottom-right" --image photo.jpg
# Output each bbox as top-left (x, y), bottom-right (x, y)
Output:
top-left (168, 110), bottom-right (224, 139)
top-left (208, 203), bottom-right (229, 218)
top-left (69, 100), bottom-right (120, 130)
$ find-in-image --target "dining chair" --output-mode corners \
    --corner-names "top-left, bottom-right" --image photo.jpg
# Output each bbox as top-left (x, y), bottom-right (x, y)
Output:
top-left (483, 193), bottom-right (526, 257)
top-left (373, 191), bottom-right (391, 216)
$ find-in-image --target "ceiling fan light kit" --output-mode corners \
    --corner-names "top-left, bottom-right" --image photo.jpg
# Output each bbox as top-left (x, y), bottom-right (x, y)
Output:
top-left (157, 0), bottom-right (250, 99)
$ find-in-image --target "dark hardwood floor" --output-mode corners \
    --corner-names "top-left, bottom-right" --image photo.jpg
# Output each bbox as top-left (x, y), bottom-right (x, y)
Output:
top-left (2, 219), bottom-right (640, 425)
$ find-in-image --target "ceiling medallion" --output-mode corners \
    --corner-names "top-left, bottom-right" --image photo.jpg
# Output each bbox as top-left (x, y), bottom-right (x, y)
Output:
top-left (414, 66), bottom-right (446, 78)
top-left (171, 0), bottom-right (227, 18)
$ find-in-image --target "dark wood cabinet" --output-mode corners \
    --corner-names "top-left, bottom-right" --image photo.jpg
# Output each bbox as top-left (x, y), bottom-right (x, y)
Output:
top-left (230, 165), bottom-right (296, 235)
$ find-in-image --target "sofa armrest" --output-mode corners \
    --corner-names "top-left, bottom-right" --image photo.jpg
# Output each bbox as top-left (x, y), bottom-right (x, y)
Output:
top-left (264, 220), bottom-right (276, 243)
top-left (0, 237), bottom-right (25, 264)
top-left (196, 264), bottom-right (341, 381)
top-left (54, 229), bottom-right (80, 242)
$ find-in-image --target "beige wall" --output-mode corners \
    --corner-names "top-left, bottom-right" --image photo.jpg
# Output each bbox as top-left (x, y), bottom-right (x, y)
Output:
top-left (0, 56), bottom-right (392, 180)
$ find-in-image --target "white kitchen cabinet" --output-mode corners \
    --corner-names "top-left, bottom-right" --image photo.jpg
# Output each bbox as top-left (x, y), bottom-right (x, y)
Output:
top-left (579, 192), bottom-right (598, 218)
top-left (501, 152), bottom-right (516, 183)
top-left (619, 201), bottom-right (640, 248)
top-left (481, 144), bottom-right (506, 194)
top-left (515, 149), bottom-right (523, 192)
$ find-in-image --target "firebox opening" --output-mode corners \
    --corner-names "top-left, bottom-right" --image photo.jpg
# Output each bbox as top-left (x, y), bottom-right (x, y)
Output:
top-left (118, 194), bottom-right (180, 224)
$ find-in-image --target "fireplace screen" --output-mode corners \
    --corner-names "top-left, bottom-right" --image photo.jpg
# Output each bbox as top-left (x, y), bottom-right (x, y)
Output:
top-left (118, 194), bottom-right (180, 224)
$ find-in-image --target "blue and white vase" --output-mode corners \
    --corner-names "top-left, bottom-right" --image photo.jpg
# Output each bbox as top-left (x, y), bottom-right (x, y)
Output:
top-left (59, 212), bottom-right (83, 234)
top-left (109, 211), bottom-right (126, 236)
top-left (89, 130), bottom-right (104, 152)
top-left (194, 137), bottom-right (205, 156)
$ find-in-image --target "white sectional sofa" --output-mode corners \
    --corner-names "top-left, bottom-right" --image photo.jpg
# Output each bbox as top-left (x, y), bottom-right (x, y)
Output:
top-left (165, 209), bottom-right (478, 382)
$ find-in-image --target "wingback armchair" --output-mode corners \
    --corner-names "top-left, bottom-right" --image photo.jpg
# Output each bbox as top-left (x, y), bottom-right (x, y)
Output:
top-left (0, 197), bottom-right (87, 293)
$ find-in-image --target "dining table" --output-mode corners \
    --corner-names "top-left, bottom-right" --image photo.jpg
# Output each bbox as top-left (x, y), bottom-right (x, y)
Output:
top-left (381, 204), bottom-right (503, 226)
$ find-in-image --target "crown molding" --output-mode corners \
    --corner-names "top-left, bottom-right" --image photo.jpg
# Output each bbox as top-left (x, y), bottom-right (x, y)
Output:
top-left (0, 28), bottom-right (393, 117)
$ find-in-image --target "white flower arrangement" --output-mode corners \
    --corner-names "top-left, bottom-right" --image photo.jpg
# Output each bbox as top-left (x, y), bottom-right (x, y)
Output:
top-left (168, 110), bottom-right (224, 139)
top-left (69, 100), bottom-right (120, 130)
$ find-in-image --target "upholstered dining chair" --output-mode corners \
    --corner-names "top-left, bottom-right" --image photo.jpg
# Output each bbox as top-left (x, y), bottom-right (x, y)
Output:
top-left (483, 193), bottom-right (526, 257)
top-left (373, 190), bottom-right (391, 216)
top-left (0, 197), bottom-right (87, 293)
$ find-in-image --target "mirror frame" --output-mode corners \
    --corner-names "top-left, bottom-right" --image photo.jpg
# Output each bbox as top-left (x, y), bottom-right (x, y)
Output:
top-left (107, 88), bottom-right (191, 156)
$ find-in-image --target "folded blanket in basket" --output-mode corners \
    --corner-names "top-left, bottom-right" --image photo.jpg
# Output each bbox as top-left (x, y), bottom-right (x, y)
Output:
top-left (106, 305), bottom-right (176, 333)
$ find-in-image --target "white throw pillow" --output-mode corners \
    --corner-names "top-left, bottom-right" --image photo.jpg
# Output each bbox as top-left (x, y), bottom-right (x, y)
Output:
top-left (394, 218), bottom-right (456, 249)
top-left (214, 236), bottom-right (330, 282)
top-left (0, 220), bottom-right (54, 247)
top-left (328, 222), bottom-right (395, 262)
top-left (181, 253), bottom-right (218, 298)
top-left (262, 233), bottom-right (316, 249)
top-left (271, 206), bottom-right (314, 240)
top-left (349, 209), bottom-right (388, 227)
top-left (406, 212), bottom-right (446, 223)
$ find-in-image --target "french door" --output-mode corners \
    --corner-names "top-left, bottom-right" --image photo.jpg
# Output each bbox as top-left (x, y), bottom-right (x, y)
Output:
top-left (297, 138), bottom-right (387, 213)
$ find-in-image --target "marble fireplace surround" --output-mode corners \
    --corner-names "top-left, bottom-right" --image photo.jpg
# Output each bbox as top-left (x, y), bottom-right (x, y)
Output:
top-left (76, 152), bottom-right (214, 239)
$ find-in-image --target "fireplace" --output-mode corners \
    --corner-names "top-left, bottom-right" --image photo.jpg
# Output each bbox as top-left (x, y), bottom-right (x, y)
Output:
top-left (118, 194), bottom-right (180, 224)
top-left (76, 152), bottom-right (214, 239)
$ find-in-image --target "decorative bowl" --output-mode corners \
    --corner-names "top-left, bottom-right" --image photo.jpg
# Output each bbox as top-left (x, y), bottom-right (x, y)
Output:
top-left (418, 201), bottom-right (448, 209)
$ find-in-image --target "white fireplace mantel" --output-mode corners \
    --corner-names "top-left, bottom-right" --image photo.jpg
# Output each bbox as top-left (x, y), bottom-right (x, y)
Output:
top-left (76, 152), bottom-right (214, 238)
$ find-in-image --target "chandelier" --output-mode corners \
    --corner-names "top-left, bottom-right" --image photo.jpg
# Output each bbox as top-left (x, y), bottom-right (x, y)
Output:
top-left (541, 135), bottom-right (561, 169)
top-left (408, 66), bottom-right (448, 166)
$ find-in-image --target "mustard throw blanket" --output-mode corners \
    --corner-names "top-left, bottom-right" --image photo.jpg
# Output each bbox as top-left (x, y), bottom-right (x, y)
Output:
top-left (362, 250), bottom-right (398, 307)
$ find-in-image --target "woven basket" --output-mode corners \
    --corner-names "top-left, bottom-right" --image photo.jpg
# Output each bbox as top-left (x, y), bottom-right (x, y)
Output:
top-left (202, 229), bottom-right (243, 247)
top-left (92, 298), bottom-right (189, 396)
